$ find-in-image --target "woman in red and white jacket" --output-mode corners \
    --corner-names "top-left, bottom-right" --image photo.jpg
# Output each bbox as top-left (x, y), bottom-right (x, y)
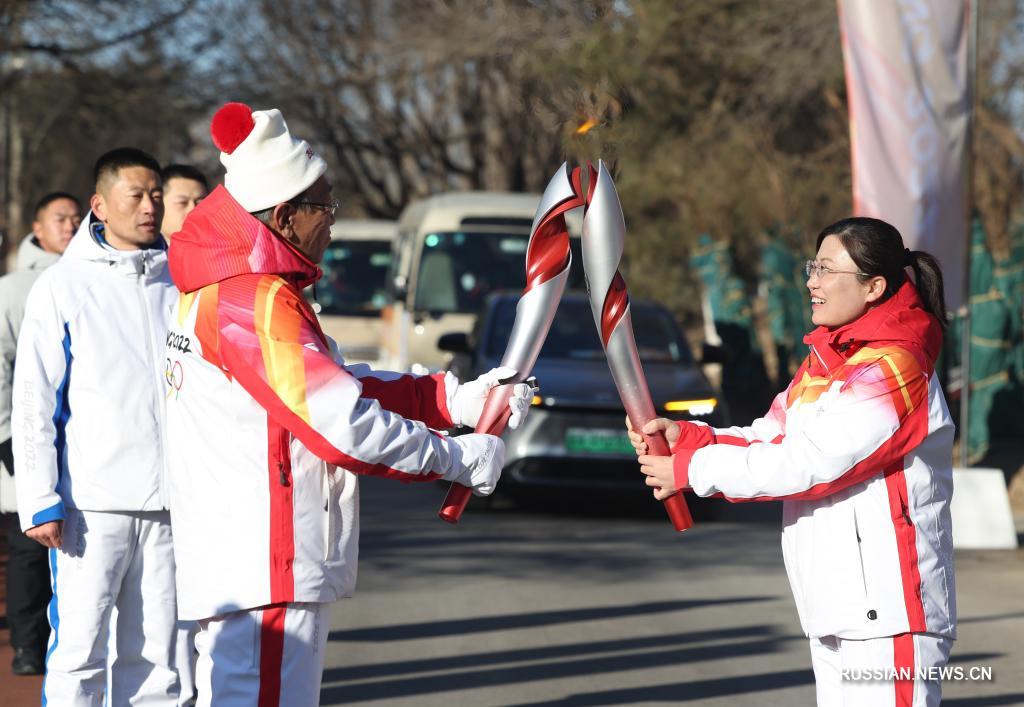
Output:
top-left (631, 217), bottom-right (955, 707)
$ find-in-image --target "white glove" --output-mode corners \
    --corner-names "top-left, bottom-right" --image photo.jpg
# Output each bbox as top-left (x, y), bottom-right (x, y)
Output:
top-left (446, 433), bottom-right (506, 497)
top-left (450, 366), bottom-right (538, 430)
top-left (506, 380), bottom-right (538, 430)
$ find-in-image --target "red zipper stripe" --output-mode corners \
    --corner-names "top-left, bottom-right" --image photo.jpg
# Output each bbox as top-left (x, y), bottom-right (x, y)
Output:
top-left (267, 420), bottom-right (295, 603)
top-left (885, 463), bottom-right (927, 632)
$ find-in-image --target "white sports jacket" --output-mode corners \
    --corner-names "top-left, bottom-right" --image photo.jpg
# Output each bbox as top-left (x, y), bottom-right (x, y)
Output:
top-left (678, 282), bottom-right (956, 640)
top-left (164, 187), bottom-right (482, 620)
top-left (14, 216), bottom-right (176, 530)
top-left (0, 235), bottom-right (62, 514)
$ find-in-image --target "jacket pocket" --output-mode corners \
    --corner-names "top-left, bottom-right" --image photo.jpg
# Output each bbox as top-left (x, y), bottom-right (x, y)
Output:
top-left (323, 463), bottom-right (340, 561)
top-left (852, 504), bottom-right (870, 604)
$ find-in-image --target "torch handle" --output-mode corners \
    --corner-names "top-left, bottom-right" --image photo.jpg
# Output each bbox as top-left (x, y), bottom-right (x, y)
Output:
top-left (438, 480), bottom-right (474, 525)
top-left (629, 413), bottom-right (694, 532)
top-left (439, 383), bottom-right (515, 523)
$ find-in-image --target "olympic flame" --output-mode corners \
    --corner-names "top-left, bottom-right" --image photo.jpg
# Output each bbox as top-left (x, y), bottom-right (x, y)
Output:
top-left (439, 163), bottom-right (584, 523)
top-left (581, 160), bottom-right (693, 532)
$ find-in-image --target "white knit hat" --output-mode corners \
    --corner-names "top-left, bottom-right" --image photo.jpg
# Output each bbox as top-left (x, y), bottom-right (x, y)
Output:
top-left (210, 102), bottom-right (327, 212)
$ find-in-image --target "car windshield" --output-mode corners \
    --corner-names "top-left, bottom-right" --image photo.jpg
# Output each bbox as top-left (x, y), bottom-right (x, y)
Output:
top-left (413, 232), bottom-right (585, 315)
top-left (313, 240), bottom-right (392, 316)
top-left (485, 298), bottom-right (691, 364)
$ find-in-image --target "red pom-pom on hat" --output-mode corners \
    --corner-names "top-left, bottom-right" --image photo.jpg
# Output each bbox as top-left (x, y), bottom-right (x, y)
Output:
top-left (210, 102), bottom-right (255, 154)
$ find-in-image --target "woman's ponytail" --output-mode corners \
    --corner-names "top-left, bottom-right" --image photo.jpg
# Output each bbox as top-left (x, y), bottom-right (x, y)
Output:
top-left (907, 250), bottom-right (948, 330)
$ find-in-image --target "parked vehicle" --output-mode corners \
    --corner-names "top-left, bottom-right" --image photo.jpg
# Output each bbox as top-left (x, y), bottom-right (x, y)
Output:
top-left (439, 291), bottom-right (726, 495)
top-left (381, 191), bottom-right (582, 373)
top-left (308, 219), bottom-right (396, 366)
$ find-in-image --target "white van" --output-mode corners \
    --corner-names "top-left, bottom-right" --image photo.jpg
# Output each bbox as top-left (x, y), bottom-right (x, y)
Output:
top-left (308, 219), bottom-right (396, 366)
top-left (381, 191), bottom-right (582, 372)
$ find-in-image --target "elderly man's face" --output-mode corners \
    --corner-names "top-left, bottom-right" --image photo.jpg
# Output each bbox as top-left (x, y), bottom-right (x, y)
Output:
top-left (161, 177), bottom-right (207, 237)
top-left (277, 176), bottom-right (335, 264)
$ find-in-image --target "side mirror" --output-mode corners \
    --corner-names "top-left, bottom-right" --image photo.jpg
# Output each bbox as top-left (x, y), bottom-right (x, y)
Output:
top-left (391, 274), bottom-right (408, 302)
top-left (438, 332), bottom-right (472, 354)
top-left (700, 342), bottom-right (730, 365)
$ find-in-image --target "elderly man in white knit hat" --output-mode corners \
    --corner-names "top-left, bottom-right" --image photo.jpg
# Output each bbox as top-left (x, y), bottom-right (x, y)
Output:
top-left (162, 103), bottom-right (534, 706)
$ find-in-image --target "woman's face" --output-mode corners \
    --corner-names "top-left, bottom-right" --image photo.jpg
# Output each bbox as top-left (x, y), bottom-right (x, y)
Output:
top-left (806, 235), bottom-right (885, 329)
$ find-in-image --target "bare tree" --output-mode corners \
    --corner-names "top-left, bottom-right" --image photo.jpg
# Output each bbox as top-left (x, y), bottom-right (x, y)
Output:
top-left (550, 0), bottom-right (851, 320)
top-left (552, 0), bottom-right (1023, 324)
top-left (973, 1), bottom-right (1024, 258)
top-left (0, 0), bottom-right (212, 262)
top-left (217, 0), bottom-right (603, 217)
top-left (3, 0), bottom-right (1020, 319)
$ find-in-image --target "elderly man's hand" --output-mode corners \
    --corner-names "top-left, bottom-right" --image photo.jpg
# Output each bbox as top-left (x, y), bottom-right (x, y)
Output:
top-left (25, 520), bottom-right (63, 549)
top-left (451, 367), bottom-right (537, 430)
top-left (446, 433), bottom-right (506, 497)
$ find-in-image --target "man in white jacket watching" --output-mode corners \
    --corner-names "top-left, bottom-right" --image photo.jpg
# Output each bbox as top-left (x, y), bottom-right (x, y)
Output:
top-left (0, 192), bottom-right (81, 676)
top-left (14, 148), bottom-right (179, 705)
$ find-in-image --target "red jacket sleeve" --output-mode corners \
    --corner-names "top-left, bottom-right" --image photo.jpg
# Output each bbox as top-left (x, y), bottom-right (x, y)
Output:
top-left (207, 274), bottom-right (455, 482)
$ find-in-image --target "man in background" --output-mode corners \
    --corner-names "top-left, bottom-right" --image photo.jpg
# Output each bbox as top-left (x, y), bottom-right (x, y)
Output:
top-left (15, 148), bottom-right (180, 704)
top-left (159, 162), bottom-right (208, 706)
top-left (160, 164), bottom-right (208, 238)
top-left (0, 192), bottom-right (81, 675)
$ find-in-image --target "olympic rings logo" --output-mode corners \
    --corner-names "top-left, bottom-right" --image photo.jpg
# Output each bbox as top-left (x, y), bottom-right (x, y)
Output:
top-left (165, 358), bottom-right (184, 399)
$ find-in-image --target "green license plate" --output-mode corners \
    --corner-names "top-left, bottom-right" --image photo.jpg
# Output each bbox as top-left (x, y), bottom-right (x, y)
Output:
top-left (564, 428), bottom-right (635, 455)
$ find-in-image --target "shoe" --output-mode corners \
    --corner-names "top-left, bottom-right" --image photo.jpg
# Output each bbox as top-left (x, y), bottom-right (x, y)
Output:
top-left (11, 646), bottom-right (44, 676)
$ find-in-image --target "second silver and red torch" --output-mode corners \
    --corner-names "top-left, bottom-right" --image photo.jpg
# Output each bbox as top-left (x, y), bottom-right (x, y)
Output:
top-left (581, 161), bottom-right (693, 532)
top-left (439, 163), bottom-right (584, 523)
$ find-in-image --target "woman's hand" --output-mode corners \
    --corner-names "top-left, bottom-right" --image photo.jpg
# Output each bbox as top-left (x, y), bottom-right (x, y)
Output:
top-left (628, 416), bottom-right (707, 500)
top-left (627, 416), bottom-right (715, 455)
top-left (625, 416), bottom-right (678, 454)
top-left (638, 453), bottom-right (686, 500)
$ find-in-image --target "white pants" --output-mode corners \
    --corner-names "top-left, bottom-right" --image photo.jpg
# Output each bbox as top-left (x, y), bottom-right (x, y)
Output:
top-left (194, 602), bottom-right (329, 707)
top-left (810, 632), bottom-right (953, 706)
top-left (44, 508), bottom-right (179, 706)
top-left (174, 621), bottom-right (199, 706)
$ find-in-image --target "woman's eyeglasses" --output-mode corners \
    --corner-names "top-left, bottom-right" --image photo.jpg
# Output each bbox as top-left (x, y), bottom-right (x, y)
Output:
top-left (804, 260), bottom-right (870, 279)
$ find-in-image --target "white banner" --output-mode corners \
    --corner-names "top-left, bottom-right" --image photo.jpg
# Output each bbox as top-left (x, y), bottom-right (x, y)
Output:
top-left (838, 0), bottom-right (970, 308)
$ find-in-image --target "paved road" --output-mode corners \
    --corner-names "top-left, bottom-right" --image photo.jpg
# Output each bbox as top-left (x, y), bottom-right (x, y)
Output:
top-left (3, 478), bottom-right (1021, 705)
top-left (321, 477), bottom-right (1024, 706)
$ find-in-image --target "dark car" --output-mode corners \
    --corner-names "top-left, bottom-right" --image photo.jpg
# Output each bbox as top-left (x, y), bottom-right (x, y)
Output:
top-left (439, 291), bottom-right (727, 496)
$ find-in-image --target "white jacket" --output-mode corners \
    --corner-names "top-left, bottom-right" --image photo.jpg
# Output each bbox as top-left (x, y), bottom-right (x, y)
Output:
top-left (165, 187), bottom-right (496, 620)
top-left (0, 236), bottom-right (62, 513)
top-left (13, 216), bottom-right (177, 530)
top-left (680, 283), bottom-right (955, 640)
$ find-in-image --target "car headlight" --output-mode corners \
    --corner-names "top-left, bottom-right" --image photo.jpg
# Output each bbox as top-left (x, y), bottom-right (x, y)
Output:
top-left (664, 398), bottom-right (717, 416)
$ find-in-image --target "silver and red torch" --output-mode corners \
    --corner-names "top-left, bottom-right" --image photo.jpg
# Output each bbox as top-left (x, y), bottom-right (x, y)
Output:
top-left (581, 161), bottom-right (693, 532)
top-left (439, 163), bottom-right (585, 523)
